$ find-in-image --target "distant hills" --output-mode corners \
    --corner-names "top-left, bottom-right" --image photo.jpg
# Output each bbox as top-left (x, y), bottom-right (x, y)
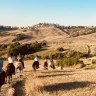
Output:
top-left (0, 23), bottom-right (96, 44)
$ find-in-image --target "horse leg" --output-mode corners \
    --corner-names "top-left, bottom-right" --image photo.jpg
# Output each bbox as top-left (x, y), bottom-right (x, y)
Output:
top-left (34, 67), bottom-right (36, 72)
top-left (33, 66), bottom-right (37, 77)
top-left (15, 68), bottom-right (18, 78)
top-left (8, 76), bottom-right (12, 83)
top-left (18, 68), bottom-right (21, 78)
top-left (22, 69), bottom-right (23, 73)
top-left (11, 75), bottom-right (12, 82)
top-left (19, 70), bottom-right (21, 78)
top-left (5, 76), bottom-right (6, 83)
top-left (5, 76), bottom-right (7, 83)
top-left (8, 76), bottom-right (10, 83)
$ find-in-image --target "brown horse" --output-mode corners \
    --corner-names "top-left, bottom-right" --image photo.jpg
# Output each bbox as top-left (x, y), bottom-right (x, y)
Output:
top-left (32, 61), bottom-right (39, 72)
top-left (4, 63), bottom-right (15, 83)
top-left (0, 71), bottom-right (5, 91)
top-left (44, 61), bottom-right (48, 70)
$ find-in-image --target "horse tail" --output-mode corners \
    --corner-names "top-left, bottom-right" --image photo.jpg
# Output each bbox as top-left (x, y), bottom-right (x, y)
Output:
top-left (6, 64), bottom-right (11, 75)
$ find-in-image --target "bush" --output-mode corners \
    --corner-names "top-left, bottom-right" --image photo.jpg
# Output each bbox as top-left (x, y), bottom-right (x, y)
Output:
top-left (56, 51), bottom-right (85, 67)
top-left (0, 44), bottom-right (7, 49)
top-left (8, 41), bottom-right (43, 56)
top-left (41, 40), bottom-right (47, 46)
top-left (23, 30), bottom-right (27, 32)
top-left (24, 54), bottom-right (35, 60)
top-left (57, 47), bottom-right (64, 51)
top-left (92, 59), bottom-right (96, 64)
top-left (12, 34), bottom-right (29, 42)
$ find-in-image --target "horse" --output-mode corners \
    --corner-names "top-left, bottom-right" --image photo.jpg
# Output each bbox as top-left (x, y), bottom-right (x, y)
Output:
top-left (0, 71), bottom-right (5, 91)
top-left (32, 61), bottom-right (39, 72)
top-left (44, 61), bottom-right (48, 70)
top-left (15, 61), bottom-right (23, 78)
top-left (49, 60), bottom-right (55, 69)
top-left (4, 63), bottom-right (15, 83)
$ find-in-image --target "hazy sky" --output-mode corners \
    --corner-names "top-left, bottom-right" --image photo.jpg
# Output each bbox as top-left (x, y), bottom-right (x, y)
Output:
top-left (0, 0), bottom-right (96, 26)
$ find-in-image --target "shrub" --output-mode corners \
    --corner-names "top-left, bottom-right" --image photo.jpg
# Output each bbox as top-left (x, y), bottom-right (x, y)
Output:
top-left (0, 44), bottom-right (7, 49)
top-left (24, 54), bottom-right (35, 60)
top-left (92, 59), bottom-right (96, 64)
top-left (23, 30), bottom-right (27, 32)
top-left (56, 51), bottom-right (84, 67)
top-left (57, 47), bottom-right (64, 51)
top-left (41, 40), bottom-right (47, 46)
top-left (12, 34), bottom-right (29, 42)
top-left (8, 41), bottom-right (43, 56)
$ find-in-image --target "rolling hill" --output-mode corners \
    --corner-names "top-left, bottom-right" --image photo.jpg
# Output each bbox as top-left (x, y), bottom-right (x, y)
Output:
top-left (0, 25), bottom-right (96, 45)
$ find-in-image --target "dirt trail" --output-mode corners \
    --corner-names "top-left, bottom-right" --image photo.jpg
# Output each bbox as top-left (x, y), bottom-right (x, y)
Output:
top-left (0, 60), bottom-right (33, 96)
top-left (0, 60), bottom-right (48, 96)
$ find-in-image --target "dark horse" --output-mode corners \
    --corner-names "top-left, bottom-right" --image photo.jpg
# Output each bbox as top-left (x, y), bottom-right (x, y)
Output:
top-left (4, 63), bottom-right (15, 83)
top-left (44, 61), bottom-right (48, 70)
top-left (32, 61), bottom-right (39, 72)
top-left (0, 71), bottom-right (5, 91)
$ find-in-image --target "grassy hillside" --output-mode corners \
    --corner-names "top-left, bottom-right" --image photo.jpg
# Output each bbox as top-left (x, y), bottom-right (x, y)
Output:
top-left (0, 25), bottom-right (96, 44)
top-left (1, 25), bottom-right (96, 59)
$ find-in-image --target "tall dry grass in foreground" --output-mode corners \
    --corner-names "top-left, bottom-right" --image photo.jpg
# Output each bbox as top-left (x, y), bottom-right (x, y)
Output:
top-left (25, 69), bottom-right (96, 96)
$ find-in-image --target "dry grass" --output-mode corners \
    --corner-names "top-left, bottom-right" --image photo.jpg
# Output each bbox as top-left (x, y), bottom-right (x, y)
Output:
top-left (7, 88), bottom-right (15, 96)
top-left (2, 60), bottom-right (96, 96)
top-left (24, 69), bottom-right (96, 96)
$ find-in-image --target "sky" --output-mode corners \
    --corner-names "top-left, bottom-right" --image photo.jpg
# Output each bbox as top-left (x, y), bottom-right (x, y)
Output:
top-left (0, 0), bottom-right (96, 26)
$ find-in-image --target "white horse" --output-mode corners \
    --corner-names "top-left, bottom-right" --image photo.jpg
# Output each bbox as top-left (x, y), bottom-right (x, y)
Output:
top-left (15, 61), bottom-right (23, 78)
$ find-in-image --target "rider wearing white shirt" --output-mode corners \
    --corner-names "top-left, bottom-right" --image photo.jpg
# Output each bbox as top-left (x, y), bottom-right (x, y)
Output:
top-left (34, 56), bottom-right (39, 61)
top-left (8, 57), bottom-right (14, 63)
top-left (32, 55), bottom-right (39, 68)
top-left (7, 53), bottom-right (15, 75)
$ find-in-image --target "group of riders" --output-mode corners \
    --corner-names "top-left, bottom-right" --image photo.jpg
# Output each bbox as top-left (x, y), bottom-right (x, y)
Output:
top-left (0, 53), bottom-right (55, 90)
top-left (0, 53), bottom-right (24, 90)
top-left (32, 55), bottom-right (55, 71)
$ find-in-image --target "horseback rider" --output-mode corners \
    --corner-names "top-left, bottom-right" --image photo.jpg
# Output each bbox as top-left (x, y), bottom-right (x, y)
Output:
top-left (34, 55), bottom-right (39, 68)
top-left (7, 53), bottom-right (15, 75)
top-left (44, 57), bottom-right (48, 70)
top-left (17, 53), bottom-right (25, 68)
top-left (49, 58), bottom-right (55, 69)
top-left (32, 55), bottom-right (39, 69)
